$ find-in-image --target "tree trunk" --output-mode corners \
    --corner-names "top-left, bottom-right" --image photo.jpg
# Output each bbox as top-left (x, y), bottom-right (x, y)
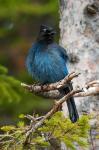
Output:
top-left (59, 0), bottom-right (99, 149)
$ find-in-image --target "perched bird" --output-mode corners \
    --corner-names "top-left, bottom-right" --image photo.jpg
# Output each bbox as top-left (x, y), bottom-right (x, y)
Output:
top-left (26, 25), bottom-right (79, 123)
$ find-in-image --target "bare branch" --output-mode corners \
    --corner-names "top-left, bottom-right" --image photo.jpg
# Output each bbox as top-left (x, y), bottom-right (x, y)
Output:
top-left (75, 85), bottom-right (99, 97)
top-left (39, 90), bottom-right (62, 99)
top-left (86, 80), bottom-right (99, 88)
top-left (24, 89), bottom-right (81, 145)
top-left (21, 72), bottom-right (80, 93)
top-left (21, 72), bottom-right (99, 98)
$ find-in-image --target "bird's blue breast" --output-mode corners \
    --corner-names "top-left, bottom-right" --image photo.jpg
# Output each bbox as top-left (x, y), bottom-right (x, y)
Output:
top-left (26, 42), bottom-right (68, 83)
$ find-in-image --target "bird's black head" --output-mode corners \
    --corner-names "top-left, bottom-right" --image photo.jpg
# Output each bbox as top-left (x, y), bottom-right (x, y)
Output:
top-left (37, 25), bottom-right (56, 44)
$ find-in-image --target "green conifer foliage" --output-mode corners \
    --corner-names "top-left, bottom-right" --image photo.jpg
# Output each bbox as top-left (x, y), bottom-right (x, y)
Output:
top-left (0, 112), bottom-right (90, 150)
top-left (0, 65), bottom-right (22, 104)
top-left (0, 65), bottom-right (51, 119)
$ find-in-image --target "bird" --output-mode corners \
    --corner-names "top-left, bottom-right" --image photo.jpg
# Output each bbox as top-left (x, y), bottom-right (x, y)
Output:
top-left (26, 25), bottom-right (79, 123)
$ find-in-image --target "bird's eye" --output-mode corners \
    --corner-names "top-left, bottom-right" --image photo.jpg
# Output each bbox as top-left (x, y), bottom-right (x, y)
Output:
top-left (43, 28), bottom-right (47, 32)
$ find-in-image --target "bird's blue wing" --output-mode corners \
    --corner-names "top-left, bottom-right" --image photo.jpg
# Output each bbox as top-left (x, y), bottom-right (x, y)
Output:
top-left (58, 45), bottom-right (69, 62)
top-left (26, 43), bottom-right (37, 75)
top-left (48, 43), bottom-right (69, 63)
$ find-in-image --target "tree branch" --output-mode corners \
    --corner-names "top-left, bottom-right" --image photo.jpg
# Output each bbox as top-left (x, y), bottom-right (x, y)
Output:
top-left (21, 72), bottom-right (99, 98)
top-left (24, 89), bottom-right (81, 145)
top-left (21, 72), bottom-right (80, 99)
top-left (21, 72), bottom-right (99, 145)
top-left (21, 72), bottom-right (80, 93)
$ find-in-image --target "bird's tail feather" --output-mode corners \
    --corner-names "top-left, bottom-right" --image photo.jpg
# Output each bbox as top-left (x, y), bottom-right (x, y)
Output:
top-left (61, 83), bottom-right (79, 123)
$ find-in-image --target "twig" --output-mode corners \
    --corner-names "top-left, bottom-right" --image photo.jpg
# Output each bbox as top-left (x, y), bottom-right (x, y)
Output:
top-left (86, 80), bottom-right (99, 88)
top-left (25, 114), bottom-right (44, 121)
top-left (75, 87), bottom-right (99, 97)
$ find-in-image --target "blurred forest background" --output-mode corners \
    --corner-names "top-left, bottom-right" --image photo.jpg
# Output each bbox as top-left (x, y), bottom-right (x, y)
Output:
top-left (0, 0), bottom-right (59, 124)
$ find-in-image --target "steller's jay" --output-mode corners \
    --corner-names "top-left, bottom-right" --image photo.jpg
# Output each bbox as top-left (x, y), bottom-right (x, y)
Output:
top-left (26, 25), bottom-right (79, 123)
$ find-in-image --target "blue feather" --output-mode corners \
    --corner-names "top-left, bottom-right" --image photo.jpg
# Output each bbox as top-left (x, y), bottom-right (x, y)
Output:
top-left (26, 42), bottom-right (68, 83)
